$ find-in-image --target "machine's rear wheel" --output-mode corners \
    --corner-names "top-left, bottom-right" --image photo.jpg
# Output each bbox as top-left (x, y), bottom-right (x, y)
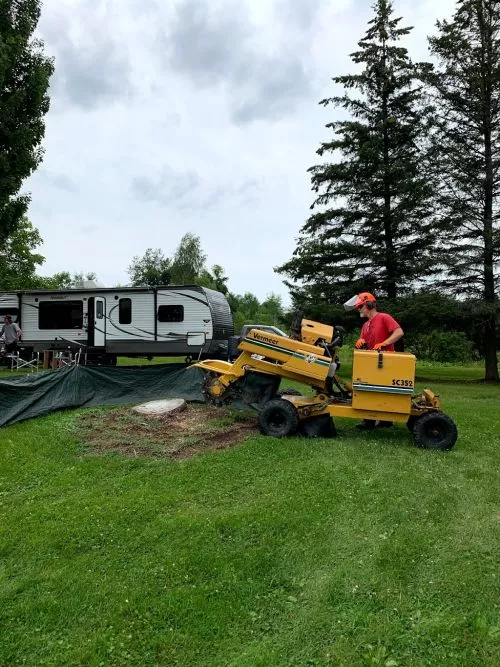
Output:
top-left (412, 411), bottom-right (458, 450)
top-left (258, 399), bottom-right (299, 437)
top-left (406, 415), bottom-right (417, 432)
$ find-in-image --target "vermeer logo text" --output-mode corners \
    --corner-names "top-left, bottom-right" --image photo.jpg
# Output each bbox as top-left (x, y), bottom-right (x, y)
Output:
top-left (251, 332), bottom-right (279, 346)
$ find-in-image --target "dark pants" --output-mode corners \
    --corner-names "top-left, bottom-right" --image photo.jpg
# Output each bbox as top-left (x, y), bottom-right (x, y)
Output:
top-left (5, 341), bottom-right (18, 354)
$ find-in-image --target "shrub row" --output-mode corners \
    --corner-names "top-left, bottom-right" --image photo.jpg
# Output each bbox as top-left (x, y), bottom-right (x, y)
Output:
top-left (340, 331), bottom-right (475, 363)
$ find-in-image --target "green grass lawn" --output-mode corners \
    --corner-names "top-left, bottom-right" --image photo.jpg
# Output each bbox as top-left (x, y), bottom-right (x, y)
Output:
top-left (0, 362), bottom-right (499, 666)
top-left (414, 362), bottom-right (486, 383)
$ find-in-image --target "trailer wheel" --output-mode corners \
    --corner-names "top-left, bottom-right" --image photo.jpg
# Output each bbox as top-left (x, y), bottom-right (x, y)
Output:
top-left (94, 354), bottom-right (116, 366)
top-left (412, 412), bottom-right (458, 451)
top-left (258, 399), bottom-right (299, 437)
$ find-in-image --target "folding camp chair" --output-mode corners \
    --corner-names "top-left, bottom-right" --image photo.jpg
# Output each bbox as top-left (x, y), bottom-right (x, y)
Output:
top-left (9, 350), bottom-right (39, 372)
top-left (54, 348), bottom-right (82, 368)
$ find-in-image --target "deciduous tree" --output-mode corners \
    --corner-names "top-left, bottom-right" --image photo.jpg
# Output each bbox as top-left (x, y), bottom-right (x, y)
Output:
top-left (127, 248), bottom-right (171, 287)
top-left (0, 217), bottom-right (44, 289)
top-left (197, 264), bottom-right (229, 294)
top-left (0, 0), bottom-right (54, 244)
top-left (170, 233), bottom-right (207, 284)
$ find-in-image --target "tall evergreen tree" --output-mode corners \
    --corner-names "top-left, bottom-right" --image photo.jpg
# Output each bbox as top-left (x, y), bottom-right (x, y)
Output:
top-left (428, 0), bottom-right (499, 381)
top-left (0, 0), bottom-right (54, 245)
top-left (276, 0), bottom-right (436, 304)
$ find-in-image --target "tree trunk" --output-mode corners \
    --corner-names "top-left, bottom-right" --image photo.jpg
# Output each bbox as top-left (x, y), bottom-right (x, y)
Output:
top-left (483, 313), bottom-right (499, 382)
top-left (382, 43), bottom-right (397, 300)
top-left (480, 3), bottom-right (498, 383)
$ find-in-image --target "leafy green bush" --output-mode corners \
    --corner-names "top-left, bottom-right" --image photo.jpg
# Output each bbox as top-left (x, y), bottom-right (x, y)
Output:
top-left (338, 332), bottom-right (356, 365)
top-left (406, 330), bottom-right (474, 363)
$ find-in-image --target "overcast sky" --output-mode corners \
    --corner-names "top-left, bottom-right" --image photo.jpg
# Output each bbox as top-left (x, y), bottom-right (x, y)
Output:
top-left (28, 0), bottom-right (455, 302)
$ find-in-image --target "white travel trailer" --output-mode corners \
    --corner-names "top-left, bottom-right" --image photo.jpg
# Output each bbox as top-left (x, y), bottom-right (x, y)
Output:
top-left (0, 285), bottom-right (234, 364)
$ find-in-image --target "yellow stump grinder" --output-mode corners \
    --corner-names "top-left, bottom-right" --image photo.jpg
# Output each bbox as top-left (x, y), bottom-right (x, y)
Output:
top-left (193, 312), bottom-right (458, 450)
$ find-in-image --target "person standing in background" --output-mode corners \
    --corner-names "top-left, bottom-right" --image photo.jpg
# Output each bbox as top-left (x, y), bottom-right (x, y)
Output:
top-left (0, 314), bottom-right (22, 355)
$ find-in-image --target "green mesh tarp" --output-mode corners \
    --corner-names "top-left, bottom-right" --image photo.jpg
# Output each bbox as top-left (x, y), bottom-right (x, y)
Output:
top-left (0, 364), bottom-right (205, 428)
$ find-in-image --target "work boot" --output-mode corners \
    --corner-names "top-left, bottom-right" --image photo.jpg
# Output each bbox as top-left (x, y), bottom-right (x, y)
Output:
top-left (356, 419), bottom-right (376, 430)
top-left (375, 421), bottom-right (393, 428)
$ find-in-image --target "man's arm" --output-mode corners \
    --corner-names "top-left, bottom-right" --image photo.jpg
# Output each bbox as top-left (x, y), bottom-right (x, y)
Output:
top-left (14, 324), bottom-right (22, 340)
top-left (374, 326), bottom-right (404, 350)
top-left (387, 326), bottom-right (404, 345)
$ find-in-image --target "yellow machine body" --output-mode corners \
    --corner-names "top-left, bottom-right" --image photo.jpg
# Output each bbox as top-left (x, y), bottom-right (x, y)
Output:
top-left (350, 350), bottom-right (415, 416)
top-left (300, 319), bottom-right (335, 346)
top-left (279, 350), bottom-right (417, 424)
top-left (193, 318), bottom-right (435, 423)
top-left (239, 328), bottom-right (333, 383)
top-left (195, 327), bottom-right (335, 394)
top-left (192, 315), bottom-right (457, 449)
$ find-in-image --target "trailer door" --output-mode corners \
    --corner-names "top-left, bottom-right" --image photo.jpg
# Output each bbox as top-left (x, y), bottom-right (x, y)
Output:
top-left (88, 297), bottom-right (106, 347)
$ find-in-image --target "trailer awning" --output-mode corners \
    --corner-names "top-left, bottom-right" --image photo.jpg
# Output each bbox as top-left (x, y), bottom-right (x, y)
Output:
top-left (0, 364), bottom-right (206, 428)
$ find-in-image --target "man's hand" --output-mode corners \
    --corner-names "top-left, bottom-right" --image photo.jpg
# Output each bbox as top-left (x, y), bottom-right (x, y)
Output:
top-left (373, 342), bottom-right (385, 350)
top-left (355, 338), bottom-right (366, 349)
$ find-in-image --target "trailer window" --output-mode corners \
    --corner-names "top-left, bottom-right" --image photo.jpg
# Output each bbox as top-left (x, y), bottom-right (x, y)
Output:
top-left (158, 305), bottom-right (184, 322)
top-left (119, 298), bottom-right (132, 324)
top-left (39, 300), bottom-right (83, 329)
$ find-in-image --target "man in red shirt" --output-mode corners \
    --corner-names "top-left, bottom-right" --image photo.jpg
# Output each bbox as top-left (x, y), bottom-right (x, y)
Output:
top-left (354, 293), bottom-right (403, 352)
top-left (346, 292), bottom-right (404, 430)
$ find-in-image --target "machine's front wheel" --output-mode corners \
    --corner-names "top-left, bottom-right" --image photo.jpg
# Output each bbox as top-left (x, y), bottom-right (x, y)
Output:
top-left (412, 411), bottom-right (458, 450)
top-left (258, 399), bottom-right (299, 437)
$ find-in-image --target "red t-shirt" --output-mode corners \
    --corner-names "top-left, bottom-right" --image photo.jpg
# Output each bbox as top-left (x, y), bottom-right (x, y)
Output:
top-left (360, 312), bottom-right (401, 351)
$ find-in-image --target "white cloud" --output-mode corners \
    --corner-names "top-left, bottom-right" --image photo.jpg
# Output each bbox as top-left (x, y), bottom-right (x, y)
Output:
top-left (26, 0), bottom-right (456, 302)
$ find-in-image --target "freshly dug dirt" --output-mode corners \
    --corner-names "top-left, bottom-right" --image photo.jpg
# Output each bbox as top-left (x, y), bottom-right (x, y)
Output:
top-left (73, 403), bottom-right (258, 459)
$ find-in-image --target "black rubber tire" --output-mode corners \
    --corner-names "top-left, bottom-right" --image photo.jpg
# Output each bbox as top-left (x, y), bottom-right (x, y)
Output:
top-left (258, 399), bottom-right (299, 437)
top-left (406, 415), bottom-right (417, 432)
top-left (276, 387), bottom-right (303, 397)
top-left (95, 354), bottom-right (117, 366)
top-left (412, 412), bottom-right (458, 451)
